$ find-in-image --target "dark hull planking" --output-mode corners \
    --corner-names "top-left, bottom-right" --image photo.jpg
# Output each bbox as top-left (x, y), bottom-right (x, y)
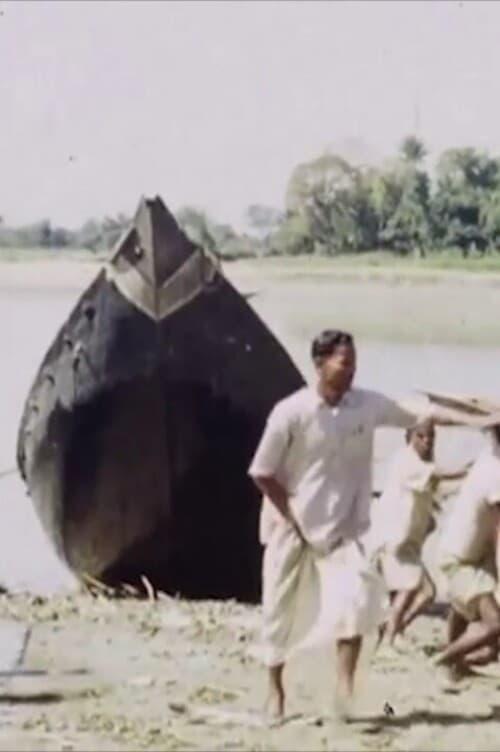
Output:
top-left (16, 197), bottom-right (304, 602)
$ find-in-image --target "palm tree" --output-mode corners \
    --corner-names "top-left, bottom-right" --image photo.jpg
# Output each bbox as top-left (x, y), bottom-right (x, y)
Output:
top-left (400, 135), bottom-right (427, 165)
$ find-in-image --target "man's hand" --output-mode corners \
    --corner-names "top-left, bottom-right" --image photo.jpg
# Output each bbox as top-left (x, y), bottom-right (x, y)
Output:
top-left (250, 474), bottom-right (307, 545)
top-left (290, 518), bottom-right (307, 544)
top-left (251, 474), bottom-right (291, 522)
top-left (434, 460), bottom-right (474, 484)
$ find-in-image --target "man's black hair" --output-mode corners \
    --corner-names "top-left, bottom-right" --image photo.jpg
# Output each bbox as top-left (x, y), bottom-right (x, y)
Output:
top-left (311, 329), bottom-right (354, 361)
top-left (406, 418), bottom-right (435, 445)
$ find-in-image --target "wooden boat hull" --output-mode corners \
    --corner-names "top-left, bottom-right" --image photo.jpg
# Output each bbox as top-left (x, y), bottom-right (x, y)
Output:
top-left (17, 197), bottom-right (304, 602)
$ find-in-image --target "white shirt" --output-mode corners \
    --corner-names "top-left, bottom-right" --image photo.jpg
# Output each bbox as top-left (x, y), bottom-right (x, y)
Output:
top-left (248, 386), bottom-right (425, 553)
top-left (370, 445), bottom-right (436, 552)
top-left (439, 439), bottom-right (500, 564)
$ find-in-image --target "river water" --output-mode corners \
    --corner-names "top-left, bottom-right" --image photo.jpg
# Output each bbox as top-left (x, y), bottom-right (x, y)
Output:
top-left (1, 283), bottom-right (499, 594)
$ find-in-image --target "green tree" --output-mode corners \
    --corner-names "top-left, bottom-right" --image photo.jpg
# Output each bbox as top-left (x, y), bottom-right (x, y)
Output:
top-left (176, 206), bottom-right (253, 259)
top-left (365, 166), bottom-right (404, 249)
top-left (400, 135), bottom-right (427, 165)
top-left (75, 219), bottom-right (103, 251)
top-left (382, 169), bottom-right (431, 256)
top-left (365, 143), bottom-right (431, 256)
top-left (176, 206), bottom-right (219, 254)
top-left (50, 226), bottom-right (73, 248)
top-left (268, 212), bottom-right (314, 256)
top-left (285, 153), bottom-right (377, 254)
top-left (101, 214), bottom-right (130, 250)
top-left (433, 148), bottom-right (499, 256)
top-left (245, 204), bottom-right (283, 240)
top-left (479, 190), bottom-right (500, 251)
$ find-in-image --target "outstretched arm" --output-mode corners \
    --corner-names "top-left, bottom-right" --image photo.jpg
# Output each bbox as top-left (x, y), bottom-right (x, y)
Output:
top-left (434, 461), bottom-right (474, 483)
top-left (429, 406), bottom-right (495, 428)
top-left (374, 391), bottom-right (498, 430)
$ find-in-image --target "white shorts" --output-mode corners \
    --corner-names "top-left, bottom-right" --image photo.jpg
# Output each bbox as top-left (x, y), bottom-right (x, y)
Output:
top-left (440, 555), bottom-right (498, 622)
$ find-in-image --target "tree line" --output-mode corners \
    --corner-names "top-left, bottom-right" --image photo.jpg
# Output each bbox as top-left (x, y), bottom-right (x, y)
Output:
top-left (3, 136), bottom-right (500, 259)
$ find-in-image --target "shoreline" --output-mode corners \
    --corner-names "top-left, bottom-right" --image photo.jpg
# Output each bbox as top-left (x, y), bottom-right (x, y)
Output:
top-left (4, 256), bottom-right (500, 287)
top-left (2, 258), bottom-right (500, 347)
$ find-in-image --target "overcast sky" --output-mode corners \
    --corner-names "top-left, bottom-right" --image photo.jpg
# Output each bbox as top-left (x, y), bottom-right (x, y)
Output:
top-left (0, 0), bottom-right (499, 229)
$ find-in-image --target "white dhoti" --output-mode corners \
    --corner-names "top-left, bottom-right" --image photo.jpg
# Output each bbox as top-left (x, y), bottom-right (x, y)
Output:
top-left (258, 524), bottom-right (388, 667)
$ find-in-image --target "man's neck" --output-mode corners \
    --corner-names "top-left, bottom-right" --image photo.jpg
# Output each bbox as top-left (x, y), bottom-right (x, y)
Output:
top-left (316, 382), bottom-right (348, 407)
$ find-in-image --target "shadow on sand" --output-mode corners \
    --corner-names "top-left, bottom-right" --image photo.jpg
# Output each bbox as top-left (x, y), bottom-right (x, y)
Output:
top-left (353, 705), bottom-right (500, 728)
top-left (0, 692), bottom-right (65, 705)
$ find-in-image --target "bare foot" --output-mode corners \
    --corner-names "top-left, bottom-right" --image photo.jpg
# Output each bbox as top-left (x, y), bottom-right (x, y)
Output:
top-left (392, 633), bottom-right (408, 653)
top-left (434, 662), bottom-right (473, 693)
top-left (333, 684), bottom-right (354, 724)
top-left (264, 687), bottom-right (285, 726)
top-left (448, 662), bottom-right (478, 681)
top-left (432, 652), bottom-right (475, 676)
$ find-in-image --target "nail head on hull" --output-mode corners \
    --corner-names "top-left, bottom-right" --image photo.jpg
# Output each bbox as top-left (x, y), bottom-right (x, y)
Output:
top-left (43, 370), bottom-right (55, 385)
top-left (82, 303), bottom-right (96, 322)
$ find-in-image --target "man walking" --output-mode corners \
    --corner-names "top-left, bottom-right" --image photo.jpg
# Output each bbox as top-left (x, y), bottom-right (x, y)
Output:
top-left (249, 329), bottom-right (489, 722)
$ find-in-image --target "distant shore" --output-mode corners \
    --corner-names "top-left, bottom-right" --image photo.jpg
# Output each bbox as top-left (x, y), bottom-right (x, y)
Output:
top-left (4, 250), bottom-right (500, 284)
top-left (2, 255), bottom-right (500, 346)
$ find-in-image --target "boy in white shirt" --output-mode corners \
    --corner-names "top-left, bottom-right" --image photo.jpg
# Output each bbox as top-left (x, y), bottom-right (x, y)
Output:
top-left (371, 419), bottom-right (469, 647)
top-left (435, 424), bottom-right (500, 676)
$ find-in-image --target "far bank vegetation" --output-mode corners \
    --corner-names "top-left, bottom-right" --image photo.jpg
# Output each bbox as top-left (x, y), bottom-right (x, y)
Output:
top-left (4, 136), bottom-right (500, 267)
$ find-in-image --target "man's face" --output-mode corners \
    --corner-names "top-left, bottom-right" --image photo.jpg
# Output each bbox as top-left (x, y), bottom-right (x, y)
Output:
top-left (411, 421), bottom-right (435, 461)
top-left (317, 343), bottom-right (356, 392)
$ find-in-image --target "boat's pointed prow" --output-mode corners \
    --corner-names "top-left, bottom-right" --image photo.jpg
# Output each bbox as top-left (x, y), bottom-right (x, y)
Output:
top-left (134, 195), bottom-right (196, 286)
top-left (16, 191), bottom-right (305, 602)
top-left (106, 195), bottom-right (218, 321)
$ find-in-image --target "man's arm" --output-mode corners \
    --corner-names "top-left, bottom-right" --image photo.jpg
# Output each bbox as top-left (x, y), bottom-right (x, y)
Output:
top-left (434, 462), bottom-right (473, 483)
top-left (374, 392), bottom-right (498, 429)
top-left (248, 403), bottom-right (296, 527)
top-left (428, 406), bottom-right (498, 428)
top-left (251, 475), bottom-right (291, 523)
top-left (492, 505), bottom-right (500, 579)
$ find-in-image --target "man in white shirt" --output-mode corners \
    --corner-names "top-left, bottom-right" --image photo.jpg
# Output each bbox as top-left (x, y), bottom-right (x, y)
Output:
top-left (249, 329), bottom-right (492, 722)
top-left (435, 424), bottom-right (500, 677)
top-left (370, 419), bottom-right (469, 648)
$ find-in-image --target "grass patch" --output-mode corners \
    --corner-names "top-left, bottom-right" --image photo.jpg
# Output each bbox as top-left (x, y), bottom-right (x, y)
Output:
top-left (228, 250), bottom-right (500, 284)
top-left (0, 248), bottom-right (105, 263)
top-left (3, 247), bottom-right (500, 273)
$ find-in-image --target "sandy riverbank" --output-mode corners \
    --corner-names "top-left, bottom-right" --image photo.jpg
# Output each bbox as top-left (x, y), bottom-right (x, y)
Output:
top-left (0, 590), bottom-right (499, 752)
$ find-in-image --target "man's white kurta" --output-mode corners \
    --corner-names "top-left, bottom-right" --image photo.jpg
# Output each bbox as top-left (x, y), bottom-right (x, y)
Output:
top-left (250, 386), bottom-right (423, 552)
top-left (249, 386), bottom-right (426, 665)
